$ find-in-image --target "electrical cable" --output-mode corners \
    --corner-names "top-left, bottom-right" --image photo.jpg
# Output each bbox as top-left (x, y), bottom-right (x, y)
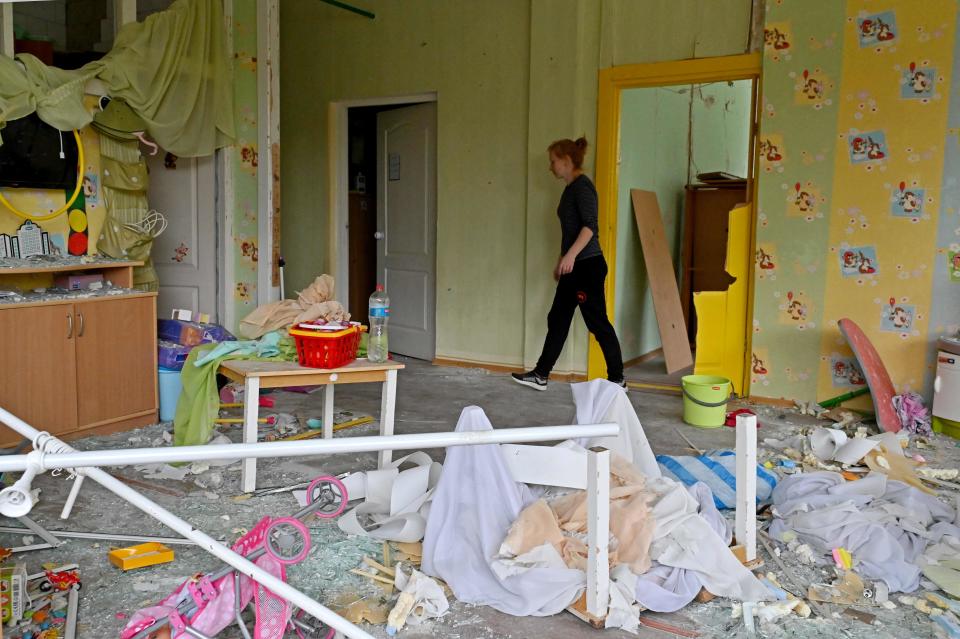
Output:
top-left (0, 129), bottom-right (85, 222)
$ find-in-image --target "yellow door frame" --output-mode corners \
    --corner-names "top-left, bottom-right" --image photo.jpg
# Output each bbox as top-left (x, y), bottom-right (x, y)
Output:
top-left (591, 52), bottom-right (763, 393)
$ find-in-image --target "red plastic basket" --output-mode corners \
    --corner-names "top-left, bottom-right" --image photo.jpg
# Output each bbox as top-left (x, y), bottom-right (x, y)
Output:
top-left (290, 324), bottom-right (363, 369)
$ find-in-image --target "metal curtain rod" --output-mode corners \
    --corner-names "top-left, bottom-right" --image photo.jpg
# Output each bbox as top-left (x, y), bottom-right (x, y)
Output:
top-left (318, 0), bottom-right (375, 19)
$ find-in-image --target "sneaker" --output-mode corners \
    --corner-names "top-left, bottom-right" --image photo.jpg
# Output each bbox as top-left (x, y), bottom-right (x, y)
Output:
top-left (610, 378), bottom-right (628, 390)
top-left (512, 370), bottom-right (547, 391)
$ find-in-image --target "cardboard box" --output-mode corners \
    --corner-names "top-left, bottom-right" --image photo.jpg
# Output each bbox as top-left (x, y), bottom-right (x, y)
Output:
top-left (0, 564), bottom-right (27, 623)
top-left (158, 340), bottom-right (193, 370)
top-left (158, 319), bottom-right (235, 347)
top-left (54, 273), bottom-right (103, 291)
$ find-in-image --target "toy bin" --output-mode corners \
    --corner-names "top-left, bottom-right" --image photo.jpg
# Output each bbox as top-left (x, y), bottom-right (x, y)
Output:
top-left (157, 340), bottom-right (192, 371)
top-left (158, 367), bottom-right (183, 422)
top-left (290, 324), bottom-right (364, 369)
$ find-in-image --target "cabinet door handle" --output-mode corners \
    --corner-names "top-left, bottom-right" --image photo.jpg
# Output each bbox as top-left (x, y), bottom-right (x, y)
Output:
top-left (66, 313), bottom-right (73, 339)
top-left (77, 312), bottom-right (85, 337)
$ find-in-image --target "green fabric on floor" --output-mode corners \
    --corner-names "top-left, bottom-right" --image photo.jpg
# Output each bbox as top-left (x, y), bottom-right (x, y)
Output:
top-left (173, 331), bottom-right (296, 447)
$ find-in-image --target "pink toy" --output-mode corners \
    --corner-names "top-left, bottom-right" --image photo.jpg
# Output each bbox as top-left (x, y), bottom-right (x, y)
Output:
top-left (122, 475), bottom-right (347, 639)
top-left (892, 391), bottom-right (932, 436)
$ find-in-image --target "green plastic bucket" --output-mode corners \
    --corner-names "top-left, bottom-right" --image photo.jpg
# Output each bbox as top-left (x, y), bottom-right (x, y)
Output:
top-left (681, 375), bottom-right (732, 428)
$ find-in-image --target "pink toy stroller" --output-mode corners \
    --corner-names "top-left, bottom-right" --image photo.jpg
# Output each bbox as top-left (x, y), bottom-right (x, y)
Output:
top-left (121, 475), bottom-right (347, 639)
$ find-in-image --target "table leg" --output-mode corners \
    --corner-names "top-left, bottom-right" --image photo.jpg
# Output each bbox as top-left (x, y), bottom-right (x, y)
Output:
top-left (323, 383), bottom-right (335, 440)
top-left (241, 376), bottom-right (261, 493)
top-left (586, 447), bottom-right (611, 618)
top-left (735, 413), bottom-right (758, 562)
top-left (378, 369), bottom-right (397, 469)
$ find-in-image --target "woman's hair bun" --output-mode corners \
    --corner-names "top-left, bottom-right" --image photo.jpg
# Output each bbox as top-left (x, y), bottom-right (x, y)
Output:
top-left (575, 137), bottom-right (589, 149)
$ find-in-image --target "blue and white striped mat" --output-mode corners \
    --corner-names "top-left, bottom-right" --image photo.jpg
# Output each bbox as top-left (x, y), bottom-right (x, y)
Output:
top-left (656, 450), bottom-right (778, 510)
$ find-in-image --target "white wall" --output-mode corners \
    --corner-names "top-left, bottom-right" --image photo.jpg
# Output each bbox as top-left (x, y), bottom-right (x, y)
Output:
top-left (614, 86), bottom-right (691, 361)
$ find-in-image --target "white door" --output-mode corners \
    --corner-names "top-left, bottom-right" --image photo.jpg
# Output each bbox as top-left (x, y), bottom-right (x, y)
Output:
top-left (148, 151), bottom-right (218, 320)
top-left (376, 103), bottom-right (437, 360)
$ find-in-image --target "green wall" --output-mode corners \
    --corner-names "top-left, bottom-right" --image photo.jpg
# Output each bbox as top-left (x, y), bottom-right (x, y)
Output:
top-left (691, 80), bottom-right (753, 180)
top-left (614, 87), bottom-right (690, 361)
top-left (614, 80), bottom-right (752, 363)
top-left (280, 0), bottom-right (754, 374)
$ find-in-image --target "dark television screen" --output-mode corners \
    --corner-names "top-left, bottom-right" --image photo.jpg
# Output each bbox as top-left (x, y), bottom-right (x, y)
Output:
top-left (0, 113), bottom-right (79, 190)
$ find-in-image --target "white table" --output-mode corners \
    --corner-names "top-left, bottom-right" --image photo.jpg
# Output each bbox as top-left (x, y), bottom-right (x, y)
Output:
top-left (218, 358), bottom-right (405, 492)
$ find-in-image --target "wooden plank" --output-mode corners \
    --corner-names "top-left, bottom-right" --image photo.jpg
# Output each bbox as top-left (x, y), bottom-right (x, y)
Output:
top-left (630, 189), bottom-right (693, 373)
top-left (567, 592), bottom-right (605, 629)
top-left (100, 264), bottom-right (134, 288)
top-left (257, 371), bottom-right (389, 388)
top-left (219, 358), bottom-right (404, 377)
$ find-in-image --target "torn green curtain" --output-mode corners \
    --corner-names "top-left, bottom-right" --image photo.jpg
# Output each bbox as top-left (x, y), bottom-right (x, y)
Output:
top-left (0, 0), bottom-right (234, 157)
top-left (173, 332), bottom-right (297, 447)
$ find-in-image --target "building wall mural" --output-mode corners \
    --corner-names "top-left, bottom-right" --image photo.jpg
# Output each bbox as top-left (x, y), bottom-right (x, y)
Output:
top-left (0, 97), bottom-right (104, 256)
top-left (753, 0), bottom-right (959, 402)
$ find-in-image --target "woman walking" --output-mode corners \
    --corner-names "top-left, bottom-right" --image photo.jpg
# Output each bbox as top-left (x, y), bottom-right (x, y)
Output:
top-left (513, 137), bottom-right (625, 391)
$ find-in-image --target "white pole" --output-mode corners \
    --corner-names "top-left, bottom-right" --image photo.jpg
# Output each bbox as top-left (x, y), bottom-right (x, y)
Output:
top-left (735, 413), bottom-right (758, 562)
top-left (586, 447), bottom-right (610, 618)
top-left (0, 408), bottom-right (618, 473)
top-left (60, 475), bottom-right (86, 519)
top-left (0, 411), bottom-right (377, 639)
top-left (0, 526), bottom-right (194, 546)
top-left (0, 406), bottom-right (621, 639)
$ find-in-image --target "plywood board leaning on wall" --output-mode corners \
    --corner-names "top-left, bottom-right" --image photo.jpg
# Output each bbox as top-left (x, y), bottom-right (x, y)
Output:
top-left (630, 189), bottom-right (693, 373)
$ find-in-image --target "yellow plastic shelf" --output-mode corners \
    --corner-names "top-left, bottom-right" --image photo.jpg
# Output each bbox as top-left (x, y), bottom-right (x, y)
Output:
top-left (108, 542), bottom-right (175, 570)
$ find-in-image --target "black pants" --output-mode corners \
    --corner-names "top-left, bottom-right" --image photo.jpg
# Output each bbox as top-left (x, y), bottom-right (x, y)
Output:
top-left (535, 255), bottom-right (624, 381)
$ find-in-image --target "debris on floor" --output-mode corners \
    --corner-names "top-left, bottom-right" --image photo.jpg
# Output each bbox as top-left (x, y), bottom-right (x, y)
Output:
top-left (2, 564), bottom-right (80, 639)
top-left (1, 359), bottom-right (958, 639)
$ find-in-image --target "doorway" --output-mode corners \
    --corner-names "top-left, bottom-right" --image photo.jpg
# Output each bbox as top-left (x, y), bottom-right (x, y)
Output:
top-left (592, 54), bottom-right (762, 394)
top-left (332, 94), bottom-right (438, 361)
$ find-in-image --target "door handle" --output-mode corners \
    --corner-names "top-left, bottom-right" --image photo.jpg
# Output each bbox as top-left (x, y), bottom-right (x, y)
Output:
top-left (77, 311), bottom-right (85, 337)
top-left (66, 313), bottom-right (73, 339)
top-left (374, 231), bottom-right (384, 240)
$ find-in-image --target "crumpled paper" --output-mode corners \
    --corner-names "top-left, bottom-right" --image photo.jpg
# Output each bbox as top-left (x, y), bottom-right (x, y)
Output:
top-left (335, 452), bottom-right (442, 542)
top-left (809, 427), bottom-right (880, 465)
top-left (390, 565), bottom-right (449, 627)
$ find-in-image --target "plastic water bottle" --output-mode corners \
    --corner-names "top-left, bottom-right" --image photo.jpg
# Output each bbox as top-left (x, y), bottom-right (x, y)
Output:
top-left (368, 284), bottom-right (390, 362)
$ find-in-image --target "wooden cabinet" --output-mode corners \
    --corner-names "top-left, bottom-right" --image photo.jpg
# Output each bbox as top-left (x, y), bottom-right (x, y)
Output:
top-left (0, 261), bottom-right (157, 446)
top-left (0, 303), bottom-right (78, 436)
top-left (681, 184), bottom-right (748, 342)
top-left (75, 296), bottom-right (157, 428)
